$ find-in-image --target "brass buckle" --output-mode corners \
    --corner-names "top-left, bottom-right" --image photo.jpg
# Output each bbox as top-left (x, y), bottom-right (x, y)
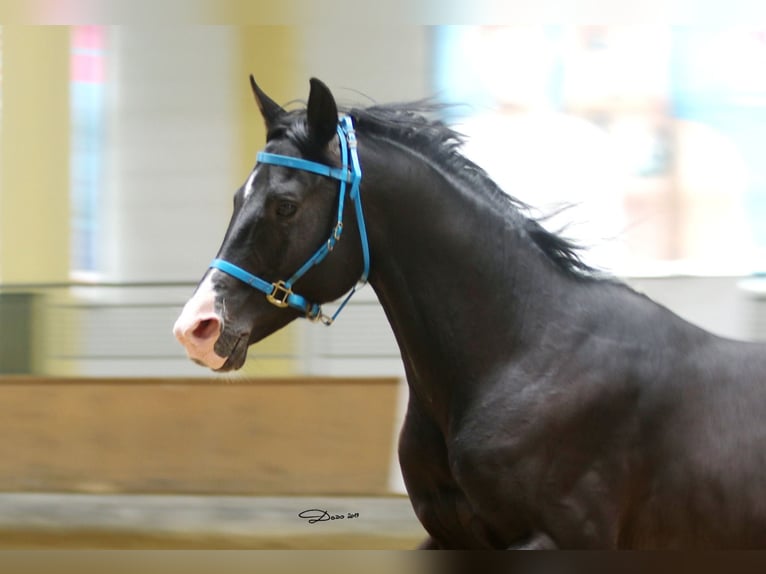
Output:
top-left (267, 280), bottom-right (292, 308)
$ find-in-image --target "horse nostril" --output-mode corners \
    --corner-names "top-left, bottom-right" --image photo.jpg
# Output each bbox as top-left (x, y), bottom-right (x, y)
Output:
top-left (192, 317), bottom-right (221, 341)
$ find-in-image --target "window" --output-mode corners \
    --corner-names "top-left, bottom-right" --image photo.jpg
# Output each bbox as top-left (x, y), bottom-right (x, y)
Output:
top-left (434, 26), bottom-right (766, 276)
top-left (70, 25), bottom-right (106, 278)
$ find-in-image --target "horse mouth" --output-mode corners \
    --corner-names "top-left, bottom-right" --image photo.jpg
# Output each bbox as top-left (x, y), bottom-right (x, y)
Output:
top-left (213, 332), bottom-right (248, 372)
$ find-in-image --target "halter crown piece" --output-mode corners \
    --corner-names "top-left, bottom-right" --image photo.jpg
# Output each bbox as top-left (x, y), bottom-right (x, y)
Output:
top-left (210, 115), bottom-right (370, 326)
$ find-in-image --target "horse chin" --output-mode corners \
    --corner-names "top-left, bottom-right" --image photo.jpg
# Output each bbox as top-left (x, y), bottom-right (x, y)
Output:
top-left (216, 349), bottom-right (247, 372)
top-left (213, 332), bottom-right (248, 372)
top-left (191, 353), bottom-right (227, 371)
top-left (211, 313), bottom-right (297, 372)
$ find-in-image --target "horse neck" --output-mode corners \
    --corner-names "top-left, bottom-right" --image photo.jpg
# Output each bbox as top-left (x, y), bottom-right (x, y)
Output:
top-left (359, 138), bottom-right (579, 417)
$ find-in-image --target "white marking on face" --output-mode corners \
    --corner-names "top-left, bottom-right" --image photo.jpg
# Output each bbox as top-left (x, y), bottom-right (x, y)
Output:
top-left (173, 271), bottom-right (227, 370)
top-left (243, 166), bottom-right (258, 199)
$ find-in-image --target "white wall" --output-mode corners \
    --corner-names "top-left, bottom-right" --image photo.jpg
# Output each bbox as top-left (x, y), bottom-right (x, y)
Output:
top-left (101, 26), bottom-right (238, 283)
top-left (60, 27), bottom-right (239, 376)
top-left (296, 25), bottom-right (431, 106)
top-left (627, 275), bottom-right (766, 342)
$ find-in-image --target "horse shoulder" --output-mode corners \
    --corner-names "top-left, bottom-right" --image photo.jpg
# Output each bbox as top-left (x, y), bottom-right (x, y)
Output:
top-left (398, 394), bottom-right (515, 548)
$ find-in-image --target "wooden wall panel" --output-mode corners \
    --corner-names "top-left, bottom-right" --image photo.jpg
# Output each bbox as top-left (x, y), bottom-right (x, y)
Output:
top-left (0, 378), bottom-right (399, 495)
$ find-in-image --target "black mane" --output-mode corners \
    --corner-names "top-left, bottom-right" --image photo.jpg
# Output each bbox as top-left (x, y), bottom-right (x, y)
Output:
top-left (275, 101), bottom-right (596, 278)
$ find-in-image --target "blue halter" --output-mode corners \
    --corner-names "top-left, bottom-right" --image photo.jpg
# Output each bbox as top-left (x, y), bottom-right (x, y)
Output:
top-left (210, 116), bottom-right (370, 325)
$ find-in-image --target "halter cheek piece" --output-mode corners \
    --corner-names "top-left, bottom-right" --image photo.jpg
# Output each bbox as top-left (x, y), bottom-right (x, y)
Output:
top-left (210, 116), bottom-right (370, 326)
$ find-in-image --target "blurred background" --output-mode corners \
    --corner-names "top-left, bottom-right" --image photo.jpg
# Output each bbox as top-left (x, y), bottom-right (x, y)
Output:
top-left (0, 24), bottom-right (765, 548)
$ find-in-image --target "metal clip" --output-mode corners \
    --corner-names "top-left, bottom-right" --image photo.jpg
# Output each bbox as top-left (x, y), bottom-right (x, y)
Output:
top-left (307, 306), bottom-right (334, 326)
top-left (327, 223), bottom-right (343, 252)
top-left (333, 222), bottom-right (344, 241)
top-left (266, 280), bottom-right (292, 308)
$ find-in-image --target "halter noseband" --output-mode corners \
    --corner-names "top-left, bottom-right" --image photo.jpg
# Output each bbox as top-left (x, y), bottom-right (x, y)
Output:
top-left (210, 115), bottom-right (370, 326)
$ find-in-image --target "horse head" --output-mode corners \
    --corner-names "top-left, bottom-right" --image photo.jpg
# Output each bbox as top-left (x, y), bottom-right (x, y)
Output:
top-left (173, 77), bottom-right (366, 371)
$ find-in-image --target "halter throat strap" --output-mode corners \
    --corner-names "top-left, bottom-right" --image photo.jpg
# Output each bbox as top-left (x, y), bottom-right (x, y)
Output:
top-left (210, 116), bottom-right (369, 325)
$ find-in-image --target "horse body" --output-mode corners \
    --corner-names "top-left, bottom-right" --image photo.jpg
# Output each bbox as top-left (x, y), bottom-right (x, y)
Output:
top-left (401, 282), bottom-right (766, 547)
top-left (364, 138), bottom-right (766, 547)
top-left (174, 77), bottom-right (766, 548)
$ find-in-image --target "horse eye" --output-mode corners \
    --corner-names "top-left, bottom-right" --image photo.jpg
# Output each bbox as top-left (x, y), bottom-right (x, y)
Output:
top-left (276, 201), bottom-right (297, 217)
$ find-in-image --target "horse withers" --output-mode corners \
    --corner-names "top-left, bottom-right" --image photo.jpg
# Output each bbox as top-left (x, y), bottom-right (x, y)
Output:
top-left (174, 77), bottom-right (766, 549)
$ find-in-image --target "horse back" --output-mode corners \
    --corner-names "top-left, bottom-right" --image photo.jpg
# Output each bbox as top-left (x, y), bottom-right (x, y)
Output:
top-left (496, 283), bottom-right (766, 547)
top-left (604, 289), bottom-right (766, 547)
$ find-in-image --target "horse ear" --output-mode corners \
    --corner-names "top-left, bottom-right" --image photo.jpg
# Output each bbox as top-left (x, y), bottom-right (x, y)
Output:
top-left (307, 78), bottom-right (339, 148)
top-left (250, 74), bottom-right (285, 129)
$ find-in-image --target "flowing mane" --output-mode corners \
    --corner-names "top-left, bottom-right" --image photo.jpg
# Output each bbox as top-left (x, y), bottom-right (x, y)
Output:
top-left (354, 103), bottom-right (596, 278)
top-left (271, 101), bottom-right (595, 278)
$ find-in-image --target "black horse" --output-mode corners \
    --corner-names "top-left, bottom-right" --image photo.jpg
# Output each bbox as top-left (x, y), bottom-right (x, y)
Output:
top-left (174, 77), bottom-right (766, 549)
